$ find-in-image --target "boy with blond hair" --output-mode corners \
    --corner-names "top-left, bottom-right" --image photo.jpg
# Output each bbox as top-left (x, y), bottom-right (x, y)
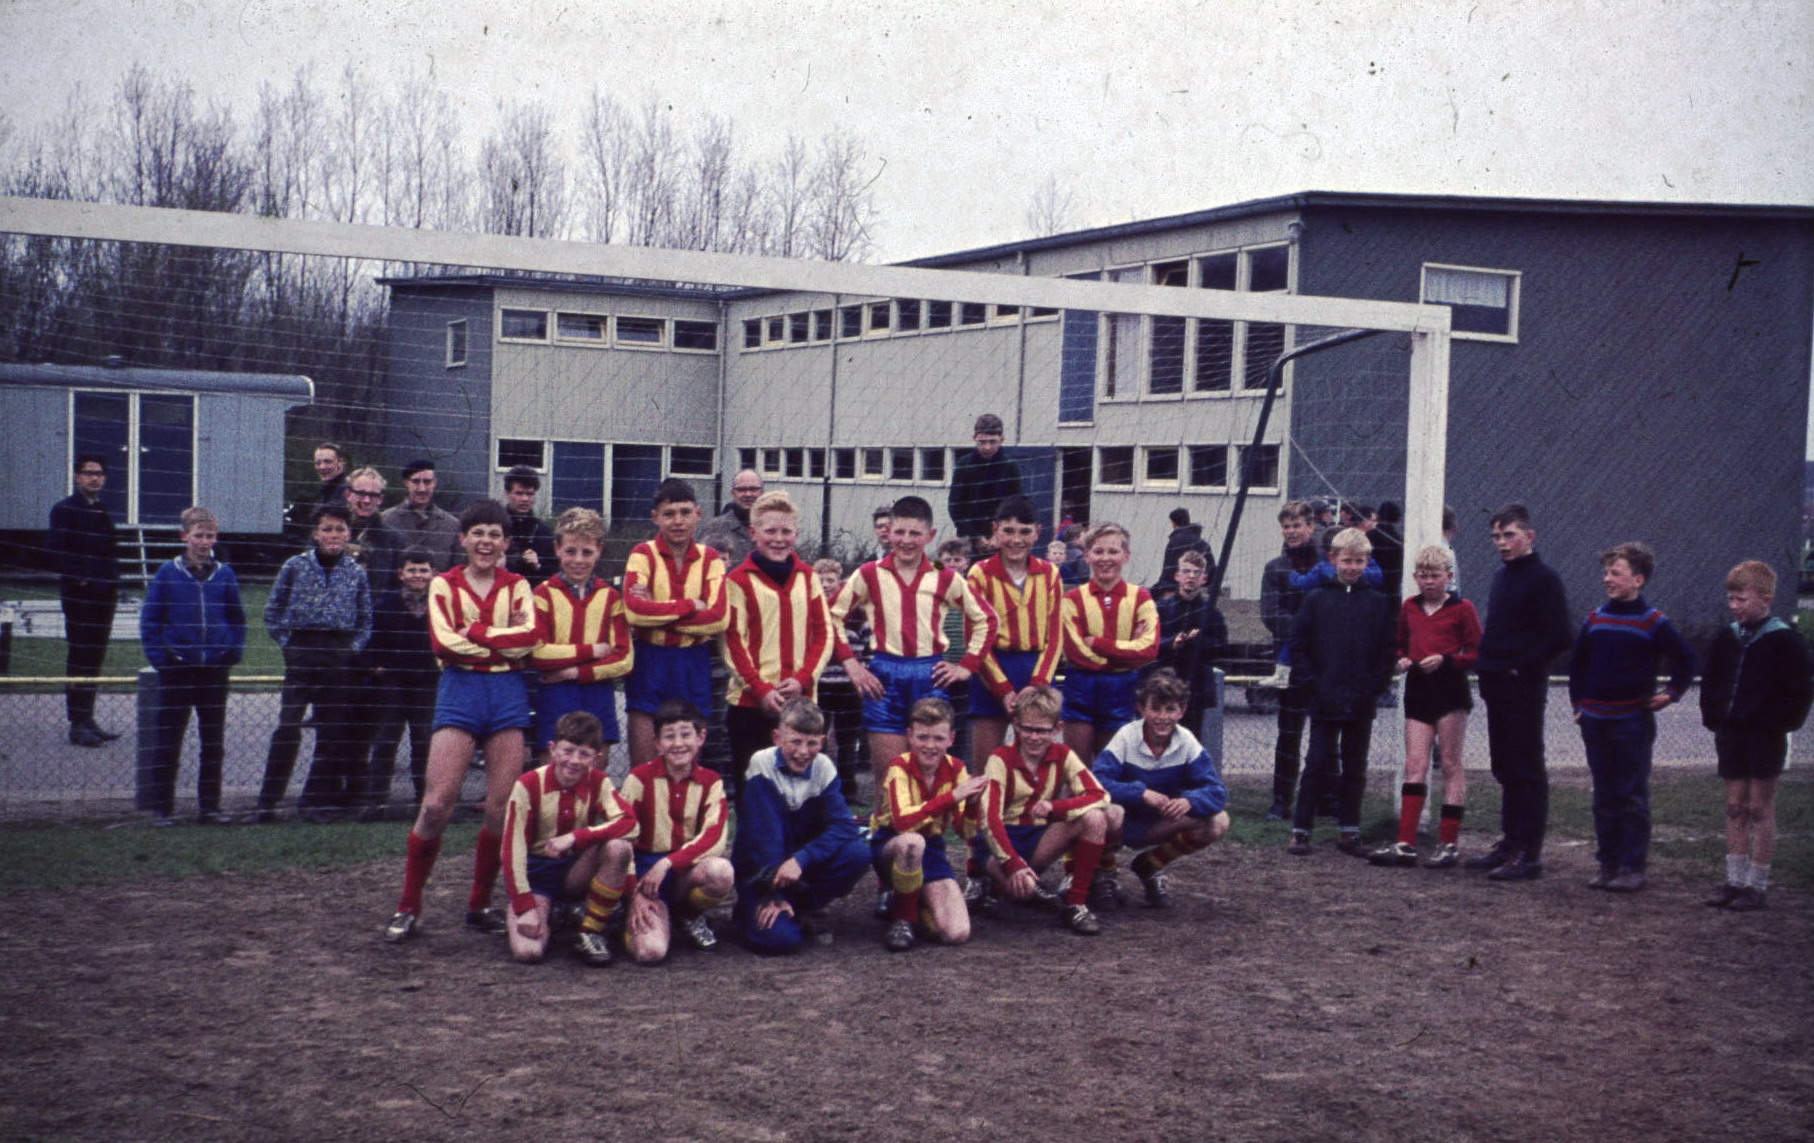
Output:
top-left (1700, 560), bottom-right (1812, 910)
top-left (1059, 521), bottom-right (1158, 760)
top-left (530, 508), bottom-right (632, 761)
top-left (871, 697), bottom-right (986, 951)
top-left (500, 712), bottom-right (637, 965)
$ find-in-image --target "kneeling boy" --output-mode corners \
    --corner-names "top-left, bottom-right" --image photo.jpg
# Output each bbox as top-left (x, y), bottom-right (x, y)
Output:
top-left (1091, 668), bottom-right (1229, 908)
top-left (500, 712), bottom-right (636, 965)
top-left (976, 684), bottom-right (1122, 935)
top-left (615, 700), bottom-right (734, 964)
top-left (733, 698), bottom-right (870, 954)
top-left (871, 697), bottom-right (986, 952)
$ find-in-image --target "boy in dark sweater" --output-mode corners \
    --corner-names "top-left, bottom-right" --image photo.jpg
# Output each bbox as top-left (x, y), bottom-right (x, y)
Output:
top-left (1286, 528), bottom-right (1397, 857)
top-left (1699, 560), bottom-right (1812, 910)
top-left (1568, 542), bottom-right (1696, 892)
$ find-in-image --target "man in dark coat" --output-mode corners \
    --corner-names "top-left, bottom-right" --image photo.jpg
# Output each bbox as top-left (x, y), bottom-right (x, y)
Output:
top-left (947, 413), bottom-right (1023, 547)
top-left (1154, 507), bottom-right (1215, 597)
top-left (48, 453), bottom-right (122, 746)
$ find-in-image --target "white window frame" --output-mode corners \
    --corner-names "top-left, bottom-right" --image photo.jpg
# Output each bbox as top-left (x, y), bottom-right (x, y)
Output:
top-left (553, 310), bottom-right (609, 346)
top-left (860, 447), bottom-right (886, 481)
top-left (1140, 446), bottom-right (1182, 489)
top-left (1421, 262), bottom-right (1521, 343)
top-left (1184, 444), bottom-right (1230, 491)
top-left (761, 448), bottom-right (783, 478)
top-left (1095, 445), bottom-right (1136, 490)
top-left (446, 318), bottom-right (468, 367)
top-left (668, 445), bottom-right (715, 477)
top-left (672, 319), bottom-right (720, 354)
top-left (497, 307), bottom-right (550, 343)
top-left (614, 314), bottom-right (667, 350)
top-left (1237, 442), bottom-right (1284, 493)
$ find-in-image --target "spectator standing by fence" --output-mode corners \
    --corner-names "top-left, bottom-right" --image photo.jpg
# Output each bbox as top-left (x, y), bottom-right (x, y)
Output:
top-left (49, 452), bottom-right (121, 747)
top-left (383, 459), bottom-right (462, 571)
top-left (947, 414), bottom-right (1023, 548)
top-left (502, 465), bottom-right (557, 587)
top-left (697, 468), bottom-right (764, 567)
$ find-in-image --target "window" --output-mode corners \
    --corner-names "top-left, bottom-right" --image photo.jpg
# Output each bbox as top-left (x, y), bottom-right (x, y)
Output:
top-left (556, 312), bottom-right (607, 342)
top-left (670, 446), bottom-right (714, 476)
top-left (785, 448), bottom-right (805, 478)
top-left (743, 319), bottom-right (762, 349)
top-left (1244, 322), bottom-right (1287, 390)
top-left (807, 448), bottom-right (826, 478)
top-left (867, 301), bottom-right (892, 335)
top-left (446, 319), bottom-right (468, 366)
top-left (925, 300), bottom-right (953, 329)
top-left (1187, 445), bottom-right (1228, 489)
top-left (896, 300), bottom-right (921, 332)
top-left (958, 302), bottom-right (987, 326)
top-left (766, 316), bottom-right (786, 345)
top-left (1248, 244), bottom-right (1290, 293)
top-left (1239, 443), bottom-right (1281, 489)
top-left (919, 448), bottom-right (946, 483)
top-left (1194, 253), bottom-right (1237, 393)
top-left (497, 438), bottom-right (546, 469)
top-left (890, 449), bottom-right (915, 482)
top-left (811, 309), bottom-right (833, 341)
top-left (991, 304), bottom-right (1020, 323)
top-left (1149, 261), bottom-right (1188, 395)
top-left (1143, 447), bottom-right (1180, 486)
top-left (674, 320), bottom-right (718, 351)
top-left (1101, 266), bottom-right (1144, 400)
top-left (1098, 446), bottom-right (1135, 487)
top-left (616, 316), bottom-right (665, 347)
top-left (1028, 304), bottom-right (1059, 319)
top-left (499, 308), bottom-right (547, 340)
top-left (1423, 263), bottom-right (1519, 340)
top-left (789, 313), bottom-right (811, 344)
top-left (834, 448), bottom-right (857, 480)
top-left (839, 305), bottom-right (864, 339)
top-left (739, 447), bottom-right (758, 471)
top-left (761, 448), bottom-right (783, 477)
top-left (861, 448), bottom-right (885, 479)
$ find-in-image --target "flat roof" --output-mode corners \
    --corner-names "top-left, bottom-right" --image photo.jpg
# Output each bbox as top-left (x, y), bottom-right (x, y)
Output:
top-left (0, 362), bottom-right (313, 400)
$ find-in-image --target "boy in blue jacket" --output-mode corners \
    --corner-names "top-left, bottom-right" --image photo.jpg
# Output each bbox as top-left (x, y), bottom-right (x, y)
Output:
top-left (733, 698), bottom-right (869, 954)
top-left (140, 507), bottom-right (247, 824)
top-left (1091, 668), bottom-right (1229, 907)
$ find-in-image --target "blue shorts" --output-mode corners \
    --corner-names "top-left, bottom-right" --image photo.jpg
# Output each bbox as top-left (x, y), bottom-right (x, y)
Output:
top-left (870, 828), bottom-right (957, 885)
top-left (1120, 803), bottom-right (1201, 849)
top-left (433, 668), bottom-right (532, 738)
top-left (526, 853), bottom-right (581, 901)
top-left (634, 850), bottom-right (685, 907)
top-left (862, 653), bottom-right (949, 735)
top-left (626, 642), bottom-right (713, 716)
top-left (1062, 668), bottom-right (1139, 733)
top-left (969, 649), bottom-right (1041, 720)
top-left (975, 823), bottom-right (1048, 867)
top-left (535, 680), bottom-right (622, 752)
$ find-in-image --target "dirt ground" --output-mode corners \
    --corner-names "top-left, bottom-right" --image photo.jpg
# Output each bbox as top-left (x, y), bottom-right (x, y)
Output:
top-left (3, 815), bottom-right (1810, 1143)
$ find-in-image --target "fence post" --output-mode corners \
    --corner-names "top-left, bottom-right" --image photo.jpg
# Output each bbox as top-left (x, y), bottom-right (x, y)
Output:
top-left (0, 603), bottom-right (13, 674)
top-left (1196, 667), bottom-right (1226, 768)
top-left (135, 666), bottom-right (163, 813)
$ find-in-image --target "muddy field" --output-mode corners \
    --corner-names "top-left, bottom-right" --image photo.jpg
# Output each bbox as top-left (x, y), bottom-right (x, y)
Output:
top-left (3, 808), bottom-right (1809, 1143)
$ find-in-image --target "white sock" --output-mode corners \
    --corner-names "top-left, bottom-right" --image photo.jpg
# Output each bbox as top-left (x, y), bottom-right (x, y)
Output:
top-left (1726, 854), bottom-right (1750, 886)
top-left (1750, 862), bottom-right (1770, 891)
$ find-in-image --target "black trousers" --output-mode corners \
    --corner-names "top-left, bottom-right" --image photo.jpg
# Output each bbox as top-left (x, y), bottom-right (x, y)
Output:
top-left (1271, 683), bottom-right (1311, 806)
top-left (259, 639), bottom-right (358, 810)
top-left (1479, 668), bottom-right (1550, 859)
top-left (148, 664), bottom-right (230, 817)
top-left (363, 670), bottom-right (437, 806)
top-left (61, 582), bottom-right (118, 724)
top-left (1294, 714), bottom-right (1374, 832)
top-left (725, 704), bottom-right (778, 798)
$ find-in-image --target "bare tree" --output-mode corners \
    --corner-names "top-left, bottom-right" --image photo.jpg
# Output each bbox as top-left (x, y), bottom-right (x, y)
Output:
top-left (479, 100), bottom-right (569, 238)
top-left (1025, 173), bottom-right (1077, 237)
top-left (579, 89), bottom-right (630, 244)
top-left (805, 129), bottom-right (879, 262)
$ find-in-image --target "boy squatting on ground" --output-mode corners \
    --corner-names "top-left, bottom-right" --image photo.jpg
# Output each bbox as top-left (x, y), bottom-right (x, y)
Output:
top-left (604, 699), bottom-right (735, 964)
top-left (530, 508), bottom-right (633, 764)
top-left (1568, 542), bottom-right (1697, 894)
top-left (139, 506), bottom-right (247, 825)
top-left (386, 501), bottom-right (540, 943)
top-left (622, 479), bottom-right (730, 774)
top-left (733, 698), bottom-right (870, 954)
top-left (255, 502), bottom-right (372, 822)
top-left (871, 697), bottom-right (987, 952)
top-left (1699, 560), bottom-right (1813, 911)
top-left (1090, 668), bottom-right (1230, 908)
top-left (974, 684), bottom-right (1122, 936)
top-left (499, 711), bottom-right (637, 965)
top-left (1286, 527), bottom-right (1397, 858)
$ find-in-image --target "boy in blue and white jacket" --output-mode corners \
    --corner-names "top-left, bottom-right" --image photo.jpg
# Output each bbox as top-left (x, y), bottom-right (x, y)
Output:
top-left (1092, 668), bottom-right (1229, 908)
top-left (732, 698), bottom-right (870, 954)
top-left (140, 506), bottom-right (246, 824)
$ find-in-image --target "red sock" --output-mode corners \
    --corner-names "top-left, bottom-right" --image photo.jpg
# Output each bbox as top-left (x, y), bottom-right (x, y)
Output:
top-left (397, 830), bottom-right (442, 915)
top-left (468, 827), bottom-right (503, 913)
top-left (1439, 803), bottom-right (1464, 846)
top-left (892, 888), bottom-right (921, 924)
top-left (1397, 783), bottom-right (1428, 846)
top-left (1065, 840), bottom-right (1105, 906)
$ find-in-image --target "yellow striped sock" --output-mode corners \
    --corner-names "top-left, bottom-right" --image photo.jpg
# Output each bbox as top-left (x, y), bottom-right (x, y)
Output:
top-left (891, 865), bottom-right (925, 896)
top-left (685, 886), bottom-right (727, 914)
top-left (579, 879), bottom-right (626, 933)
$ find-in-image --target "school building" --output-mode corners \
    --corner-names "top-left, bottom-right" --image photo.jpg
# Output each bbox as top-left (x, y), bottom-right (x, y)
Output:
top-left (378, 191), bottom-right (1813, 633)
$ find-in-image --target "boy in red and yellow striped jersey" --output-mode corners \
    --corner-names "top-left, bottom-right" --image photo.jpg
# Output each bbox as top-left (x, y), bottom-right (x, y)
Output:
top-left (622, 479), bottom-right (729, 767)
top-left (614, 699), bottom-right (734, 964)
top-left (975, 684), bottom-right (1122, 935)
top-left (384, 501), bottom-right (540, 944)
top-left (1060, 522), bottom-right (1159, 760)
top-left (500, 712), bottom-right (636, 965)
top-left (829, 495), bottom-right (998, 792)
top-left (530, 508), bottom-right (632, 763)
top-left (966, 495), bottom-right (1063, 770)
top-left (871, 697), bottom-right (986, 952)
top-left (722, 491), bottom-right (834, 788)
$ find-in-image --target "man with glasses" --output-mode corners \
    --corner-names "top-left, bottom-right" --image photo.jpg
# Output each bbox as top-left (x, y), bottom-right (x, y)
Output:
top-left (382, 459), bottom-right (462, 572)
top-left (697, 468), bottom-right (764, 566)
top-left (342, 467), bottom-right (396, 594)
top-left (49, 453), bottom-right (122, 747)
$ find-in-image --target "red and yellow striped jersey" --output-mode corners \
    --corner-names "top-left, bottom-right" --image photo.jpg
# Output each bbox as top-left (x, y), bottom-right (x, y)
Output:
top-left (427, 566), bottom-right (538, 672)
top-left (967, 554), bottom-right (1064, 700)
top-left (500, 765), bottom-right (635, 915)
top-left (1061, 579), bottom-right (1159, 672)
top-left (619, 760), bottom-right (728, 870)
top-left (623, 536), bottom-right (728, 648)
top-left (722, 554), bottom-right (833, 709)
top-left (977, 743), bottom-right (1109, 876)
top-left (830, 556), bottom-right (997, 670)
top-left (531, 574), bottom-right (633, 682)
top-left (871, 751), bottom-right (977, 840)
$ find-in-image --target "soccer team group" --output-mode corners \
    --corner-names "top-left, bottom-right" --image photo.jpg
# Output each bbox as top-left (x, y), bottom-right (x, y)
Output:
top-left (138, 463), bottom-right (1810, 967)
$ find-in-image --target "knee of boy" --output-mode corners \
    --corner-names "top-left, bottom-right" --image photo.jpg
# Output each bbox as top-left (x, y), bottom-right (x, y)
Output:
top-left (746, 912), bottom-right (804, 956)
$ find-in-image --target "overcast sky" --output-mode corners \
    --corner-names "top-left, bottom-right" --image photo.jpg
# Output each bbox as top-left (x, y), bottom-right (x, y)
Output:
top-left (3, 0), bottom-right (1811, 438)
